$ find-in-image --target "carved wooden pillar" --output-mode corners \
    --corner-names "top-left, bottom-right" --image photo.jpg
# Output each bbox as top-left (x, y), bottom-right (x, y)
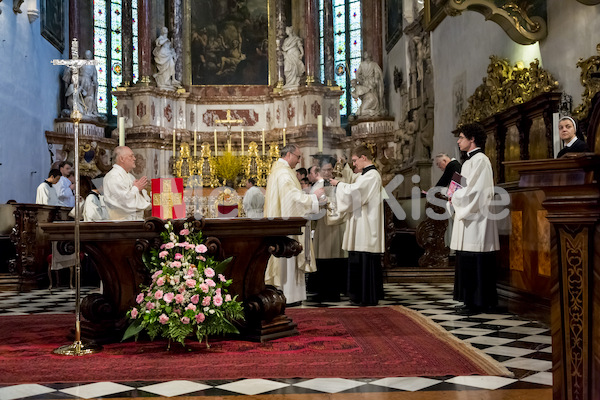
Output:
top-left (68, 0), bottom-right (80, 55)
top-left (506, 155), bottom-right (600, 400)
top-left (304, 0), bottom-right (319, 85)
top-left (323, 0), bottom-right (334, 86)
top-left (495, 123), bottom-right (507, 183)
top-left (137, 0), bottom-right (152, 85)
top-left (275, 0), bottom-right (286, 88)
top-left (168, 0), bottom-right (183, 84)
top-left (360, 0), bottom-right (382, 66)
top-left (121, 0), bottom-right (133, 86)
top-left (517, 115), bottom-right (533, 160)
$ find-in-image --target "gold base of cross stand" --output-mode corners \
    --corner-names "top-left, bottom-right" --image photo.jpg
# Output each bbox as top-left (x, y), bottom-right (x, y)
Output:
top-left (54, 341), bottom-right (103, 356)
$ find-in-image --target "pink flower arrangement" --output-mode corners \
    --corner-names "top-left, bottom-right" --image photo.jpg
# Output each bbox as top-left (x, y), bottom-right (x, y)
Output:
top-left (124, 220), bottom-right (244, 347)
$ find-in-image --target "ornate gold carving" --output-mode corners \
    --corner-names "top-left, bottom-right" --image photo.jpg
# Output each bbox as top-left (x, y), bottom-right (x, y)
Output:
top-left (458, 56), bottom-right (558, 126)
top-left (572, 43), bottom-right (600, 120)
top-left (446, 0), bottom-right (547, 45)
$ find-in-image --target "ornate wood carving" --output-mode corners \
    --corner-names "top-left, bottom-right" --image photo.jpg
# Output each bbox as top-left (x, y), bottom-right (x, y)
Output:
top-left (446, 0), bottom-right (547, 45)
top-left (576, 0), bottom-right (600, 5)
top-left (573, 43), bottom-right (600, 121)
top-left (415, 200), bottom-right (449, 268)
top-left (458, 56), bottom-right (558, 126)
top-left (517, 115), bottom-right (532, 160)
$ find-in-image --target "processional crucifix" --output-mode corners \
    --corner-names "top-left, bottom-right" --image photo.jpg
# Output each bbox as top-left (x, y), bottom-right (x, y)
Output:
top-left (51, 38), bottom-right (102, 356)
top-left (215, 109), bottom-right (244, 153)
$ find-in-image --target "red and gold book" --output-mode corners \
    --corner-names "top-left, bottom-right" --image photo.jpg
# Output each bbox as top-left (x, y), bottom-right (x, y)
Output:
top-left (151, 178), bottom-right (186, 219)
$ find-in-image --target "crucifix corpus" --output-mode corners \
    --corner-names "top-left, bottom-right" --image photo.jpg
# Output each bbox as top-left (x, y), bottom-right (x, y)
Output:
top-left (215, 109), bottom-right (244, 153)
top-left (50, 38), bottom-right (102, 356)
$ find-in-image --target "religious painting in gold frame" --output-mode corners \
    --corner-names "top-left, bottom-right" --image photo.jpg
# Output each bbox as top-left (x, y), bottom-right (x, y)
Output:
top-left (424, 0), bottom-right (447, 32)
top-left (188, 0), bottom-right (271, 86)
top-left (40, 0), bottom-right (65, 52)
top-left (385, 0), bottom-right (403, 51)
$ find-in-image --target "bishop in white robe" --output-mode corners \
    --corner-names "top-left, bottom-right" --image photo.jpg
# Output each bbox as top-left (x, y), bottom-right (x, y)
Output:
top-left (103, 146), bottom-right (151, 221)
top-left (264, 144), bottom-right (325, 305)
top-left (330, 146), bottom-right (385, 306)
top-left (35, 169), bottom-right (61, 206)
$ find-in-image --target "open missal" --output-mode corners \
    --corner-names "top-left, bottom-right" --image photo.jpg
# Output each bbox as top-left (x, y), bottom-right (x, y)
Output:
top-left (446, 171), bottom-right (466, 199)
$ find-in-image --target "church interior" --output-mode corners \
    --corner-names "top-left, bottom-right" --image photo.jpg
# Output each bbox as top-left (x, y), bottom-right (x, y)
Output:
top-left (1, 0), bottom-right (600, 399)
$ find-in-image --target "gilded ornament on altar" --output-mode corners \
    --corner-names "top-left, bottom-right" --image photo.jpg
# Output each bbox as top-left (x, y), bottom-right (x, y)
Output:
top-left (458, 56), bottom-right (558, 127)
top-left (573, 43), bottom-right (600, 120)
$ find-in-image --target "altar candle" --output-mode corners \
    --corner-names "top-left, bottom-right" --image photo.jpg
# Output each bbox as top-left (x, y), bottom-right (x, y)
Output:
top-left (214, 129), bottom-right (218, 156)
top-left (193, 130), bottom-right (197, 157)
top-left (317, 115), bottom-right (323, 152)
top-left (118, 117), bottom-right (125, 146)
top-left (241, 128), bottom-right (244, 156)
top-left (283, 128), bottom-right (286, 147)
top-left (173, 130), bottom-right (176, 157)
top-left (262, 129), bottom-right (265, 156)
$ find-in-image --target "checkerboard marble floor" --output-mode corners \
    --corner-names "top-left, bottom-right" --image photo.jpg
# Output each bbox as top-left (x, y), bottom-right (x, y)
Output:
top-left (0, 283), bottom-right (552, 399)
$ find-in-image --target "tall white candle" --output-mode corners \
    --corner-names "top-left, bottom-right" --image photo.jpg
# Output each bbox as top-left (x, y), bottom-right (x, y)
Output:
top-left (118, 117), bottom-right (125, 146)
top-left (173, 130), bottom-right (176, 157)
top-left (193, 130), bottom-right (197, 157)
top-left (241, 128), bottom-right (244, 156)
top-left (214, 129), bottom-right (218, 157)
top-left (262, 129), bottom-right (265, 156)
top-left (283, 128), bottom-right (286, 147)
top-left (317, 115), bottom-right (323, 152)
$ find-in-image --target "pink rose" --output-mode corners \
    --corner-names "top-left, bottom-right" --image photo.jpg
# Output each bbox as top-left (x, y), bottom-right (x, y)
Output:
top-left (186, 279), bottom-right (196, 288)
top-left (202, 296), bottom-right (211, 306)
top-left (131, 308), bottom-right (138, 319)
top-left (163, 292), bottom-right (175, 303)
top-left (191, 294), bottom-right (200, 304)
top-left (187, 268), bottom-right (195, 276)
top-left (197, 256), bottom-right (206, 262)
top-left (136, 293), bottom-right (145, 304)
top-left (199, 283), bottom-right (209, 293)
top-left (205, 279), bottom-right (216, 287)
top-left (225, 294), bottom-right (232, 302)
top-left (174, 253), bottom-right (183, 260)
top-left (218, 274), bottom-right (226, 282)
top-left (204, 268), bottom-right (215, 278)
top-left (145, 302), bottom-right (155, 310)
top-left (215, 288), bottom-right (221, 296)
top-left (158, 251), bottom-right (168, 258)
top-left (178, 286), bottom-right (186, 294)
top-left (156, 277), bottom-right (165, 286)
top-left (186, 243), bottom-right (195, 250)
top-left (175, 294), bottom-right (185, 304)
top-left (159, 314), bottom-right (169, 324)
top-left (195, 313), bottom-right (205, 323)
top-left (160, 244), bottom-right (166, 250)
top-left (165, 242), bottom-right (175, 249)
top-left (151, 270), bottom-right (162, 280)
top-left (195, 244), bottom-right (208, 253)
top-left (171, 261), bottom-right (182, 268)
top-left (174, 308), bottom-right (181, 315)
top-left (213, 296), bottom-right (223, 306)
top-left (186, 303), bottom-right (196, 311)
top-left (154, 290), bottom-right (164, 300)
top-left (181, 316), bottom-right (190, 324)
top-left (180, 229), bottom-right (190, 236)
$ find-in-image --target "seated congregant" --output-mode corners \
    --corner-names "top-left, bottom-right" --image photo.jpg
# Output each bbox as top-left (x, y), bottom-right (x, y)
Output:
top-left (103, 146), bottom-right (151, 220)
top-left (556, 116), bottom-right (589, 158)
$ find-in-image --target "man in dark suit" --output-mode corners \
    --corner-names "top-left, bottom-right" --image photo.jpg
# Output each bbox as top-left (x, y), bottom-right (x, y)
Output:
top-left (433, 153), bottom-right (462, 187)
top-left (556, 116), bottom-right (589, 158)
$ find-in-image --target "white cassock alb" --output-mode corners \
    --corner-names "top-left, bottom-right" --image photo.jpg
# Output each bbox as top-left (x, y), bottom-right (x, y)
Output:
top-left (56, 176), bottom-right (75, 208)
top-left (264, 158), bottom-right (319, 303)
top-left (335, 167), bottom-right (385, 253)
top-left (83, 192), bottom-right (109, 222)
top-left (243, 186), bottom-right (265, 218)
top-left (36, 181), bottom-right (60, 206)
top-left (311, 179), bottom-right (346, 259)
top-left (103, 164), bottom-right (151, 220)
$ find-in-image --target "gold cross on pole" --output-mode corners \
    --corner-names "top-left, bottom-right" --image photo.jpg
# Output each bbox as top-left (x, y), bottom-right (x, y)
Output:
top-left (215, 110), bottom-right (244, 146)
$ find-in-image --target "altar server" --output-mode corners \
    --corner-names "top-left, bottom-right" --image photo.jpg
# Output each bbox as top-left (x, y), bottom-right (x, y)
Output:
top-left (103, 146), bottom-right (151, 220)
top-left (448, 123), bottom-right (499, 312)
top-left (80, 176), bottom-right (109, 222)
top-left (330, 145), bottom-right (385, 306)
top-left (264, 144), bottom-right (326, 305)
top-left (243, 177), bottom-right (265, 218)
top-left (36, 169), bottom-right (62, 206)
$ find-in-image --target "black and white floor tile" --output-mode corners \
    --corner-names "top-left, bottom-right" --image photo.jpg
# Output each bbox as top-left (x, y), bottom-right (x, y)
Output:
top-left (0, 282), bottom-right (552, 399)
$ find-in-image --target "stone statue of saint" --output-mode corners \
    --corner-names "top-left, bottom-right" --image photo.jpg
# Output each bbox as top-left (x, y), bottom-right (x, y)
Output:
top-left (62, 50), bottom-right (99, 118)
top-left (282, 26), bottom-right (305, 87)
top-left (355, 51), bottom-right (385, 117)
top-left (153, 27), bottom-right (181, 89)
top-left (350, 79), bottom-right (379, 117)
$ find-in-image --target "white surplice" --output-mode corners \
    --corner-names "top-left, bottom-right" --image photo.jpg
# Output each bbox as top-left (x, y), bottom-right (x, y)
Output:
top-left (264, 158), bottom-right (319, 303)
top-left (242, 185), bottom-right (265, 218)
top-left (103, 164), bottom-right (151, 220)
top-left (55, 176), bottom-right (75, 208)
top-left (35, 181), bottom-right (60, 206)
top-left (83, 192), bottom-right (109, 221)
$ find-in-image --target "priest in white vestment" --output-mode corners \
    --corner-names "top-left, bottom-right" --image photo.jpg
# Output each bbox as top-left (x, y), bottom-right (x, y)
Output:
top-left (447, 123), bottom-right (499, 312)
top-left (103, 146), bottom-right (151, 220)
top-left (242, 178), bottom-right (265, 218)
top-left (264, 144), bottom-right (326, 305)
top-left (330, 145), bottom-right (385, 306)
top-left (36, 169), bottom-right (62, 206)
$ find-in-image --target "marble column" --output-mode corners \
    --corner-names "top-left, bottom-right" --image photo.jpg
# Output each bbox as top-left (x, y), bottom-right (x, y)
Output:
top-left (361, 0), bottom-right (382, 66)
top-left (304, 0), bottom-right (319, 85)
top-left (68, 0), bottom-right (80, 55)
top-left (323, 0), bottom-right (334, 86)
top-left (168, 0), bottom-right (184, 85)
top-left (137, 0), bottom-right (152, 85)
top-left (121, 0), bottom-right (133, 86)
top-left (275, 0), bottom-right (286, 88)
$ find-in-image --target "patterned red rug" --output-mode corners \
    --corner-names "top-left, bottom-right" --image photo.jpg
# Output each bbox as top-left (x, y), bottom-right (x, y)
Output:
top-left (0, 306), bottom-right (511, 384)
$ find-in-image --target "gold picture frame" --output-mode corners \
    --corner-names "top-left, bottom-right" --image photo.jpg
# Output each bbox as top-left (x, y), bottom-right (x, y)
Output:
top-left (424, 0), bottom-right (447, 32)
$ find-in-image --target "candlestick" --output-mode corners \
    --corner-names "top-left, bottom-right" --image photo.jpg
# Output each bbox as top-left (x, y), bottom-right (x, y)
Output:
top-left (317, 115), bottom-right (323, 152)
top-left (193, 130), bottom-right (197, 157)
top-left (118, 117), bottom-right (125, 146)
top-left (228, 141), bottom-right (231, 153)
top-left (283, 128), bottom-right (286, 147)
top-left (262, 129), bottom-right (265, 156)
top-left (214, 129), bottom-right (218, 157)
top-left (173, 130), bottom-right (176, 158)
top-left (241, 128), bottom-right (244, 156)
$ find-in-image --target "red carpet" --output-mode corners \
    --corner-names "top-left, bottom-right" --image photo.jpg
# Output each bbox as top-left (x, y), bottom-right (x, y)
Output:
top-left (0, 306), bottom-right (511, 384)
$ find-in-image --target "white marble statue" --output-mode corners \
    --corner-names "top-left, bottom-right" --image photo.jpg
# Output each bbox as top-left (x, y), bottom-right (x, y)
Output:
top-left (355, 51), bottom-right (385, 117)
top-left (153, 27), bottom-right (181, 89)
top-left (282, 26), bottom-right (305, 87)
top-left (62, 50), bottom-right (99, 118)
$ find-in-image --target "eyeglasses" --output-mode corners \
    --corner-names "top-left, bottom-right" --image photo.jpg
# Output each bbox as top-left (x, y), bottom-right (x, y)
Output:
top-left (292, 152), bottom-right (302, 159)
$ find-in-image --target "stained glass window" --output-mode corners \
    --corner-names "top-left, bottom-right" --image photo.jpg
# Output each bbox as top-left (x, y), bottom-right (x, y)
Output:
top-left (94, 0), bottom-right (138, 116)
top-left (319, 0), bottom-right (361, 121)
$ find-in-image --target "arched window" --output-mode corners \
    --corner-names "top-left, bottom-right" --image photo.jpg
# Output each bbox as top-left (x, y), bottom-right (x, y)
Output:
top-left (93, 0), bottom-right (138, 116)
top-left (319, 0), bottom-right (361, 122)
